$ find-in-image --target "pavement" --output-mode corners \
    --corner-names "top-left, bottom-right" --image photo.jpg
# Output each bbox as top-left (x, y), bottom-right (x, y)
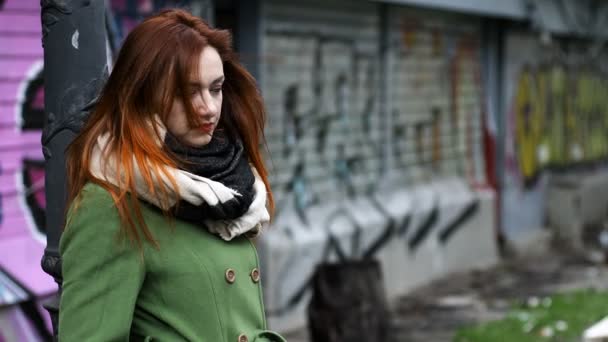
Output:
top-left (281, 250), bottom-right (608, 342)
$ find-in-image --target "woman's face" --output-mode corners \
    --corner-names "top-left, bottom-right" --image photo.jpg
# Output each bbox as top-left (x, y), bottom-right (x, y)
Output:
top-left (167, 46), bottom-right (224, 147)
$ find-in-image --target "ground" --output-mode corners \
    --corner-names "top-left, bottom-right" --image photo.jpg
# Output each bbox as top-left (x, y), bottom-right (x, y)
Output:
top-left (281, 250), bottom-right (608, 342)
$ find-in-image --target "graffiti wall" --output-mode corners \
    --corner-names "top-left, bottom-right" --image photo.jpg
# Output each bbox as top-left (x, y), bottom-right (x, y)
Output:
top-left (0, 0), bottom-right (54, 340)
top-left (511, 62), bottom-right (608, 185)
top-left (388, 8), bottom-right (486, 185)
top-left (258, 1), bottom-right (497, 332)
top-left (502, 32), bottom-right (608, 235)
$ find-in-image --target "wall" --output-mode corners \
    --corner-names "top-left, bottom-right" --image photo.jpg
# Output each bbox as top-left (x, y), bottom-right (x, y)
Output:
top-left (257, 0), bottom-right (498, 332)
top-left (502, 31), bottom-right (608, 237)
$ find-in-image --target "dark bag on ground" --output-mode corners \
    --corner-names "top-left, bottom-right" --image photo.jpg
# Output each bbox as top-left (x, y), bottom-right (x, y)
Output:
top-left (307, 259), bottom-right (390, 342)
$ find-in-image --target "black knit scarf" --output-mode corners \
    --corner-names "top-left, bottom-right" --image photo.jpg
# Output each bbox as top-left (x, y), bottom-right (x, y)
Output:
top-left (163, 130), bottom-right (255, 224)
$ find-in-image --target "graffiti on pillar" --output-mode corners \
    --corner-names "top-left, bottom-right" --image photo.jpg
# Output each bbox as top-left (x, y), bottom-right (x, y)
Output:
top-left (511, 63), bottom-right (608, 187)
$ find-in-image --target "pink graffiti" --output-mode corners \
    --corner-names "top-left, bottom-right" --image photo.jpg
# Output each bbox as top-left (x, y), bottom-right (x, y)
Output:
top-left (0, 0), bottom-right (55, 339)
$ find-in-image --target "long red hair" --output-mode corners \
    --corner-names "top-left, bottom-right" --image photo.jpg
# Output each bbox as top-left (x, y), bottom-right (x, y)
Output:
top-left (65, 9), bottom-right (273, 247)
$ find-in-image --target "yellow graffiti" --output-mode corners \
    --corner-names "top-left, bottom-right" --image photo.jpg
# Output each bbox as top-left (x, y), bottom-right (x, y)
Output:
top-left (514, 68), bottom-right (543, 181)
top-left (513, 64), bottom-right (608, 185)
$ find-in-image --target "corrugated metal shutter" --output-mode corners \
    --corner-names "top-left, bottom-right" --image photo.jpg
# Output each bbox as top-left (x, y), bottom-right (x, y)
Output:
top-left (387, 7), bottom-right (485, 184)
top-left (261, 0), bottom-right (382, 208)
top-left (0, 0), bottom-right (46, 239)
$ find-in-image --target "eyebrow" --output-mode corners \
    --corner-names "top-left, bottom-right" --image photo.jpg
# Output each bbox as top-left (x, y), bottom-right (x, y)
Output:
top-left (212, 76), bottom-right (225, 84)
top-left (188, 76), bottom-right (225, 87)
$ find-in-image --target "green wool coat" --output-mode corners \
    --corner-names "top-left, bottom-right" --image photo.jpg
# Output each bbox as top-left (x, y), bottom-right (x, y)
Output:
top-left (58, 183), bottom-right (285, 342)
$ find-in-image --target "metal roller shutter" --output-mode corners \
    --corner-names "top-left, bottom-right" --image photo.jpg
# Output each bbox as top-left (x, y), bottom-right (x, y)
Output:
top-left (387, 7), bottom-right (485, 185)
top-left (261, 0), bottom-right (382, 209)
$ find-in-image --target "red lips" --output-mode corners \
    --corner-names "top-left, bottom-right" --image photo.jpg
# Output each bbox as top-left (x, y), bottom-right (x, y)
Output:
top-left (198, 123), bottom-right (215, 133)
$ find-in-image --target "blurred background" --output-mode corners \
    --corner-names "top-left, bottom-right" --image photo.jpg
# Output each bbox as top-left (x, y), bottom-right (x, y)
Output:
top-left (2, 0), bottom-right (608, 341)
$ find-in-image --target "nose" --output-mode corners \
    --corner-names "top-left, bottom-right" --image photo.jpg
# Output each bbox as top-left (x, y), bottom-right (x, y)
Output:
top-left (195, 92), bottom-right (217, 118)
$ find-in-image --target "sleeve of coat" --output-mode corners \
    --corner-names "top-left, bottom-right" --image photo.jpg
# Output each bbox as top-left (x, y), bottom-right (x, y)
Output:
top-left (58, 187), bottom-right (145, 342)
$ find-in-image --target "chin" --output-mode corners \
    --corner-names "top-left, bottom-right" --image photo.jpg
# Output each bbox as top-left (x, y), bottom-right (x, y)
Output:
top-left (188, 134), bottom-right (213, 147)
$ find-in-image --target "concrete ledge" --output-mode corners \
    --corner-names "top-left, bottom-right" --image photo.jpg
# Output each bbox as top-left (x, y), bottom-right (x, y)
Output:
top-left (584, 316), bottom-right (608, 342)
top-left (259, 178), bottom-right (499, 333)
top-left (503, 227), bottom-right (553, 259)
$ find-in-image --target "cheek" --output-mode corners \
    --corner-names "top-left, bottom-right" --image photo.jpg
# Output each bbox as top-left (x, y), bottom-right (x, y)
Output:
top-left (167, 101), bottom-right (189, 135)
top-left (215, 95), bottom-right (223, 117)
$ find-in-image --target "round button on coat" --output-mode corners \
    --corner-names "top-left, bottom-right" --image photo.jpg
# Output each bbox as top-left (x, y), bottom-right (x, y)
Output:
top-left (225, 268), bottom-right (236, 284)
top-left (250, 268), bottom-right (260, 283)
top-left (238, 333), bottom-right (249, 342)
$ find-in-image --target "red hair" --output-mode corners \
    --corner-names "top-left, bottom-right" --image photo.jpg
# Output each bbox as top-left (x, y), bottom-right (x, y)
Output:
top-left (65, 9), bottom-right (273, 248)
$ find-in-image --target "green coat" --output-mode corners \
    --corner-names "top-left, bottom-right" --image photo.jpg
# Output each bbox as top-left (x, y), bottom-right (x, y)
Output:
top-left (59, 183), bottom-right (285, 342)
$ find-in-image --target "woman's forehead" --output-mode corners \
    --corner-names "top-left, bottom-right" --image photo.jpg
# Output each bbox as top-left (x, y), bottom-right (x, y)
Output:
top-left (193, 46), bottom-right (224, 85)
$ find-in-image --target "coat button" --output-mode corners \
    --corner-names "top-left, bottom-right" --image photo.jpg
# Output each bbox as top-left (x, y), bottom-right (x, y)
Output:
top-left (237, 333), bottom-right (248, 342)
top-left (225, 268), bottom-right (236, 284)
top-left (250, 268), bottom-right (260, 283)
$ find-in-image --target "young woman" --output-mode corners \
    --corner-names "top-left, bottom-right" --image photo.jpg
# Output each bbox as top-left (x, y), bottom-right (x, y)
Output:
top-left (58, 9), bottom-right (285, 342)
